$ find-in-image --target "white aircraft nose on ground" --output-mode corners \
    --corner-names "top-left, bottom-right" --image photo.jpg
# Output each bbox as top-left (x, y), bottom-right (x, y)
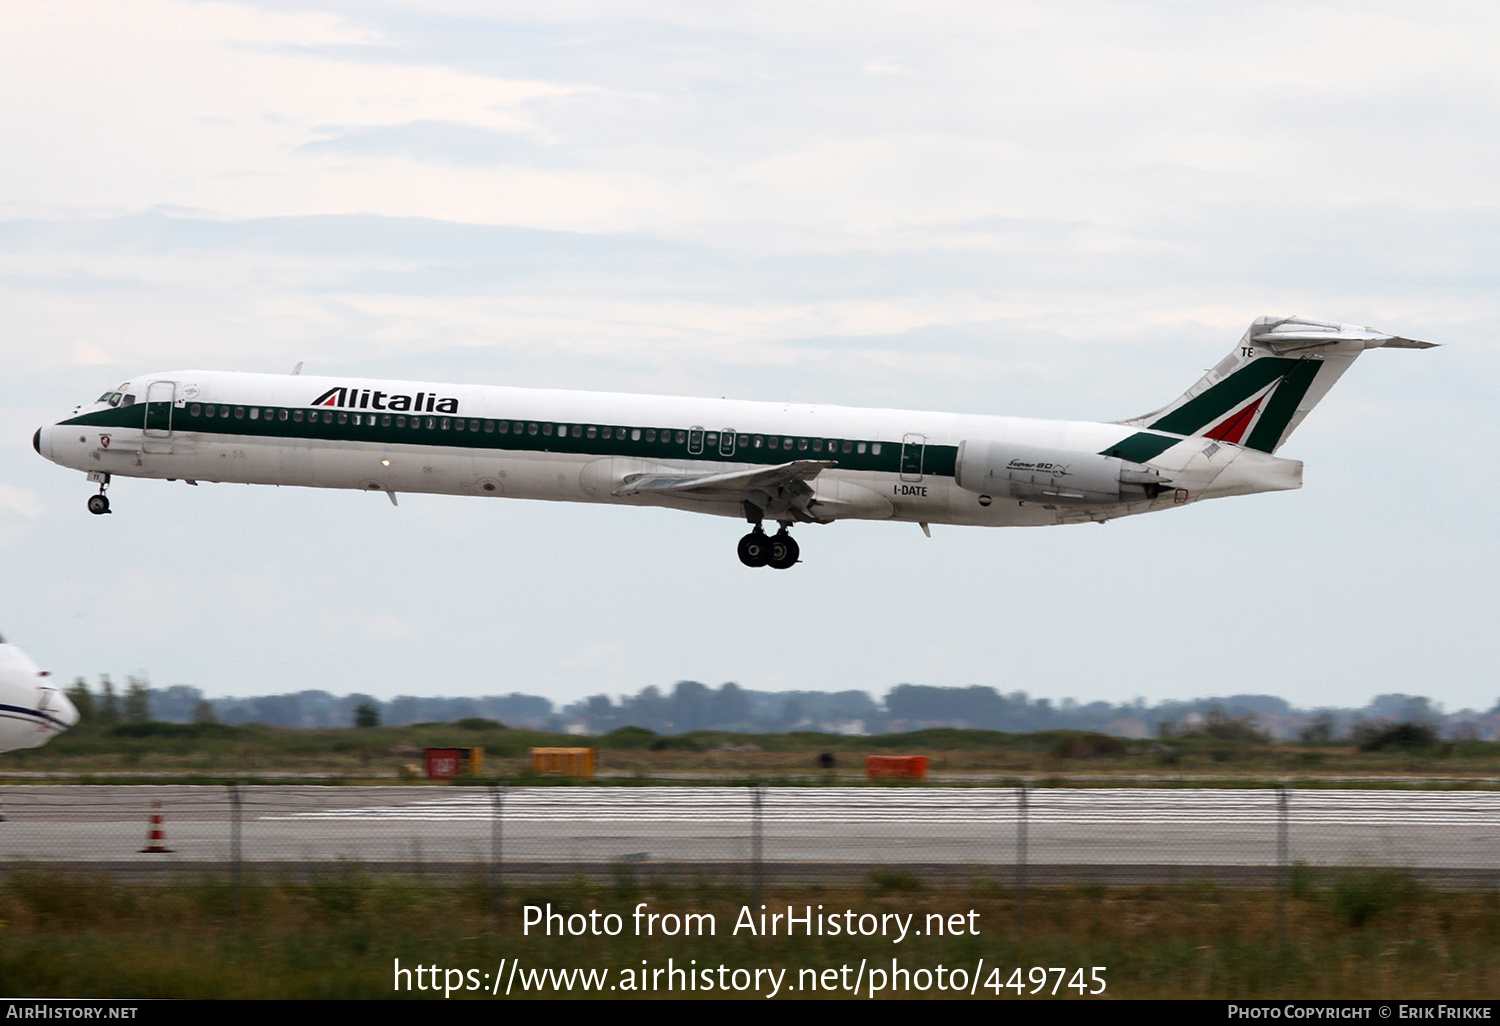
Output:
top-left (0, 633), bottom-right (79, 752)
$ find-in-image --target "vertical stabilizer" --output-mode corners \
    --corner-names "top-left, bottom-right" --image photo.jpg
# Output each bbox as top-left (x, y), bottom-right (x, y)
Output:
top-left (1117, 316), bottom-right (1435, 453)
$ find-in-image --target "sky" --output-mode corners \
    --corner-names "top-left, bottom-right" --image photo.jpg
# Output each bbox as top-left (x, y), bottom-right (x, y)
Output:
top-left (1, 0), bottom-right (1496, 712)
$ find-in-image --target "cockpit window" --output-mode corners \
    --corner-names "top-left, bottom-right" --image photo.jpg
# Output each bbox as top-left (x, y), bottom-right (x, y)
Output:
top-left (96, 392), bottom-right (114, 403)
top-left (120, 394), bottom-right (136, 407)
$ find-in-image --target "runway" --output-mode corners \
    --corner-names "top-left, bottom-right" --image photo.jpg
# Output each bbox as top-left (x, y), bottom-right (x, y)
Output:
top-left (0, 785), bottom-right (1495, 870)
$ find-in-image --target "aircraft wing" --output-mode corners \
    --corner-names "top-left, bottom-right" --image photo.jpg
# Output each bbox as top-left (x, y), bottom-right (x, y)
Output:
top-left (613, 459), bottom-right (838, 522)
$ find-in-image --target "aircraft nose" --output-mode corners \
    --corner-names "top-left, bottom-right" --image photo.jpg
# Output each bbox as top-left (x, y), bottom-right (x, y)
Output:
top-left (49, 688), bottom-right (80, 730)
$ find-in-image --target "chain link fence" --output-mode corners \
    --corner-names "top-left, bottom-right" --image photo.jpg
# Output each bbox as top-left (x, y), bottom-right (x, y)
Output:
top-left (2, 784), bottom-right (1498, 896)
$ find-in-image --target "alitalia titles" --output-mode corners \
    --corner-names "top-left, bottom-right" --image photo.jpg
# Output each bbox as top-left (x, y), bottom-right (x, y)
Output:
top-left (310, 387), bottom-right (459, 414)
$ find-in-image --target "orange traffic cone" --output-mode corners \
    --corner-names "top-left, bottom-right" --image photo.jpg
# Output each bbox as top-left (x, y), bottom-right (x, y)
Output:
top-left (140, 801), bottom-right (172, 853)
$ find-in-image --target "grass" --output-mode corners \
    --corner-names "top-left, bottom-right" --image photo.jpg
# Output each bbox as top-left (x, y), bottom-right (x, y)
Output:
top-left (5, 721), bottom-right (1500, 784)
top-left (2, 869), bottom-right (1499, 998)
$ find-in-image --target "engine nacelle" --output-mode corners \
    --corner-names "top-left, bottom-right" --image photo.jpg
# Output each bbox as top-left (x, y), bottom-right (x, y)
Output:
top-left (955, 440), bottom-right (1170, 504)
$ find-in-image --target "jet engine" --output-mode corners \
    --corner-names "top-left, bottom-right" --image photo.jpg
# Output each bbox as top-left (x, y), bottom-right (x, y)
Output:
top-left (955, 440), bottom-right (1171, 504)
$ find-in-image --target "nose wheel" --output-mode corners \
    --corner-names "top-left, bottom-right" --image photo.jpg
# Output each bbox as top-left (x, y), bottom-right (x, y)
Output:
top-left (87, 476), bottom-right (111, 515)
top-left (738, 526), bottom-right (799, 569)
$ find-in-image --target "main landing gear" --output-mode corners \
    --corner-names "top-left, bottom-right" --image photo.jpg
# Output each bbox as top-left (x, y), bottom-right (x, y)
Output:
top-left (737, 526), bottom-right (799, 569)
top-left (87, 475), bottom-right (111, 515)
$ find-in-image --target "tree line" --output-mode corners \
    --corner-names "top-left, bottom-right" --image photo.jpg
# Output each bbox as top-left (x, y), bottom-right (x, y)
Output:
top-left (59, 675), bottom-right (1500, 740)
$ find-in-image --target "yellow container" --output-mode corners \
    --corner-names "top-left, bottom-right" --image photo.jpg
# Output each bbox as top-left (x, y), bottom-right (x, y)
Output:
top-left (530, 747), bottom-right (596, 777)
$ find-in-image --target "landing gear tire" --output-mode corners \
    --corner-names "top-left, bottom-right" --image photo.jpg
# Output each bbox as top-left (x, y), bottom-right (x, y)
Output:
top-left (737, 530), bottom-right (770, 567)
top-left (87, 494), bottom-right (111, 516)
top-left (768, 532), bottom-right (799, 570)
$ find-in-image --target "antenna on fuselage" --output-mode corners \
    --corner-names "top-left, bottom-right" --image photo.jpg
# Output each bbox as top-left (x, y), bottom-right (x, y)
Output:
top-left (291, 362), bottom-right (303, 375)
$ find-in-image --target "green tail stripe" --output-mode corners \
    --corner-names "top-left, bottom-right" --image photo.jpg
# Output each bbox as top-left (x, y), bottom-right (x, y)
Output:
top-left (1243, 359), bottom-right (1321, 453)
top-left (1100, 432), bottom-right (1180, 464)
top-left (1149, 357), bottom-right (1300, 436)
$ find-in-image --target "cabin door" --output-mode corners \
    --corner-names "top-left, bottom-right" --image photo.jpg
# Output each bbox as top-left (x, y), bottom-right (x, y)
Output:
top-left (143, 380), bottom-right (175, 453)
top-left (900, 433), bottom-right (926, 482)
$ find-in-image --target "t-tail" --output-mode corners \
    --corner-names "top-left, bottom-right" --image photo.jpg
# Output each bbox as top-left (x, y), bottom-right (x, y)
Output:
top-left (1119, 316), bottom-right (1437, 454)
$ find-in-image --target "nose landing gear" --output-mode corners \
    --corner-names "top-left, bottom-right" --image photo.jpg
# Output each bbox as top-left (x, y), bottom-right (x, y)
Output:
top-left (87, 475), bottom-right (111, 515)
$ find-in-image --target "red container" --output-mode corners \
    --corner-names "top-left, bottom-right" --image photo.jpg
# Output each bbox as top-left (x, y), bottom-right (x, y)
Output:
top-left (865, 755), bottom-right (930, 780)
top-left (424, 748), bottom-right (463, 779)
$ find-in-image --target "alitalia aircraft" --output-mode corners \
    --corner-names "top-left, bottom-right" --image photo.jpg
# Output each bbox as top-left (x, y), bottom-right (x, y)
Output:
top-left (0, 634), bottom-right (79, 753)
top-left (35, 315), bottom-right (1432, 568)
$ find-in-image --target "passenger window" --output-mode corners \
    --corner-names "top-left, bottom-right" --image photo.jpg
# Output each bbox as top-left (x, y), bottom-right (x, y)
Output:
top-left (569, 424), bottom-right (580, 437)
top-left (190, 404), bottom-right (201, 416)
top-left (543, 423), bottom-right (553, 436)
top-left (754, 436), bottom-right (763, 448)
top-left (323, 411), bottom-right (334, 424)
top-left (856, 442), bottom-right (866, 454)
top-left (234, 407), bottom-right (245, 419)
top-left (440, 417), bottom-right (450, 429)
top-left (382, 415), bottom-right (392, 427)
top-left (587, 426), bottom-right (597, 438)
top-left (426, 417), bottom-right (436, 429)
top-left (497, 421), bottom-right (508, 433)
top-left (470, 420), bottom-right (480, 431)
top-left (484, 420), bottom-right (494, 433)
top-left (768, 437), bottom-right (778, 449)
top-left (872, 442), bottom-right (882, 455)
top-left (645, 429), bottom-right (656, 442)
top-left (705, 431), bottom-right (717, 446)
top-left (265, 409), bottom-right (274, 420)
top-left (338, 412), bottom-right (349, 424)
top-left (842, 441), bottom-right (853, 453)
top-left (811, 439), bottom-right (822, 452)
top-left (352, 414), bottom-right (361, 426)
top-left (250, 408), bottom-right (260, 420)
top-left (632, 429), bottom-right (642, 441)
top-left (278, 409), bottom-right (288, 421)
top-left (528, 423), bottom-right (538, 435)
top-left (293, 410), bottom-right (303, 422)
top-left (797, 439), bottom-right (808, 451)
top-left (738, 435), bottom-right (750, 447)
top-left (675, 431), bottom-right (686, 444)
top-left (203, 406), bottom-right (215, 418)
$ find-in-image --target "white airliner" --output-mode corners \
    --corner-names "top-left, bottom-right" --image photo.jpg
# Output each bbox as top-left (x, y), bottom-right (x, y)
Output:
top-left (0, 634), bottom-right (79, 753)
top-left (34, 316), bottom-right (1433, 568)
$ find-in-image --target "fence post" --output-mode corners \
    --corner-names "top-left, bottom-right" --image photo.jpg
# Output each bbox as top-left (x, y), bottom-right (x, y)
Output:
top-left (751, 783), bottom-right (764, 907)
top-left (1277, 785), bottom-right (1289, 941)
top-left (1017, 782), bottom-right (1028, 936)
top-left (228, 782), bottom-right (242, 923)
top-left (491, 784), bottom-right (504, 921)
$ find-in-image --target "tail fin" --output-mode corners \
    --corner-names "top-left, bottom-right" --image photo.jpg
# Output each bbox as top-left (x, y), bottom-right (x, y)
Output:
top-left (1118, 316), bottom-right (1436, 453)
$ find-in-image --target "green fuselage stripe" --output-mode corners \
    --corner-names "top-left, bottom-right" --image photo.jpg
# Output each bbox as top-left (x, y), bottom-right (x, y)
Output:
top-left (63, 403), bottom-right (963, 477)
top-left (1243, 359), bottom-right (1321, 453)
top-left (1148, 358), bottom-right (1300, 436)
